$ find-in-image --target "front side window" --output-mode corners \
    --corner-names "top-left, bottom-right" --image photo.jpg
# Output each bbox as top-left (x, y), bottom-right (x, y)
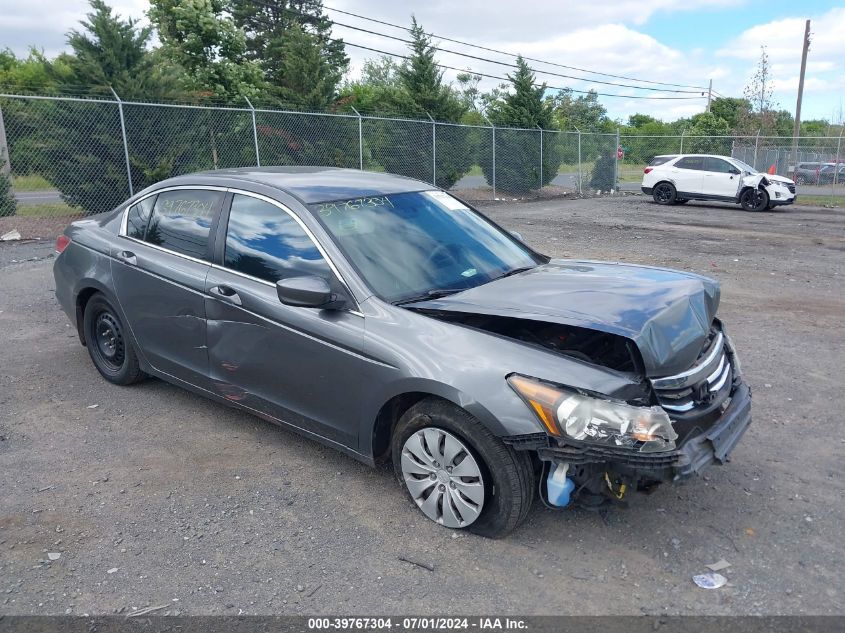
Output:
top-left (145, 190), bottom-right (222, 260)
top-left (310, 191), bottom-right (541, 304)
top-left (675, 157), bottom-right (705, 170)
top-left (126, 196), bottom-right (155, 239)
top-left (704, 157), bottom-right (735, 173)
top-left (224, 194), bottom-right (332, 284)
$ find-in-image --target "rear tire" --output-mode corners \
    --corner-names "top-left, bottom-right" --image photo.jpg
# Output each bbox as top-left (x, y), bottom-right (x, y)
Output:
top-left (740, 187), bottom-right (769, 212)
top-left (392, 397), bottom-right (535, 538)
top-left (652, 182), bottom-right (676, 205)
top-left (83, 293), bottom-right (145, 385)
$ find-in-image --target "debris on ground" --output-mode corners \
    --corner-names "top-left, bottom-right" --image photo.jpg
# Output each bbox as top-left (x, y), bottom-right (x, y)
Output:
top-left (398, 555), bottom-right (434, 572)
top-left (693, 572), bottom-right (728, 589)
top-left (1, 229), bottom-right (21, 242)
top-left (47, 552), bottom-right (61, 561)
top-left (107, 567), bottom-right (119, 574)
top-left (705, 559), bottom-right (732, 572)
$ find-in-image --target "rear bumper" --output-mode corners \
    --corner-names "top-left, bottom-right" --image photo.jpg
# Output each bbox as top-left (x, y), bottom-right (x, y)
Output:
top-left (530, 381), bottom-right (752, 482)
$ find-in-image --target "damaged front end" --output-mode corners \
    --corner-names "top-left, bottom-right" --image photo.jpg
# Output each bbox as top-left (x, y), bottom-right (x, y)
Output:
top-left (510, 322), bottom-right (750, 510)
top-left (742, 172), bottom-right (796, 208)
top-left (421, 308), bottom-right (752, 511)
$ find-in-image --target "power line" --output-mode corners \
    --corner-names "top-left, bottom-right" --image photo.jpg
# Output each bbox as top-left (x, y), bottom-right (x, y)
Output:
top-left (320, 3), bottom-right (710, 91)
top-left (341, 41), bottom-right (704, 100)
top-left (265, 2), bottom-right (702, 94)
top-left (242, 10), bottom-right (704, 101)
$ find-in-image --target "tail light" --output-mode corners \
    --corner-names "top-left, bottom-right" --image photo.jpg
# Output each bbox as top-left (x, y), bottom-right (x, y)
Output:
top-left (644, 167), bottom-right (653, 174)
top-left (55, 235), bottom-right (71, 254)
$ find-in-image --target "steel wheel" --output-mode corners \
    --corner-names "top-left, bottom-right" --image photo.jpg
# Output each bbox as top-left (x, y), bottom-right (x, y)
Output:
top-left (400, 427), bottom-right (485, 528)
top-left (94, 311), bottom-right (126, 371)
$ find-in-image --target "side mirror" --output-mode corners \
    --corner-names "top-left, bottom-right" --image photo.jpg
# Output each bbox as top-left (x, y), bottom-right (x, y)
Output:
top-left (510, 230), bottom-right (524, 242)
top-left (276, 276), bottom-right (340, 309)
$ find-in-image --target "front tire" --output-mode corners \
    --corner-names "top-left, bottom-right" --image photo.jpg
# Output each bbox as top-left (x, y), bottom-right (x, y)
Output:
top-left (83, 293), bottom-right (145, 385)
top-left (652, 182), bottom-right (676, 205)
top-left (740, 187), bottom-right (769, 212)
top-left (392, 398), bottom-right (535, 538)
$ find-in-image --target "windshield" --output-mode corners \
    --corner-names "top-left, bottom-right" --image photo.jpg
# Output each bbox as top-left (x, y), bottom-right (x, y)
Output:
top-left (310, 191), bottom-right (542, 304)
top-left (730, 158), bottom-right (757, 173)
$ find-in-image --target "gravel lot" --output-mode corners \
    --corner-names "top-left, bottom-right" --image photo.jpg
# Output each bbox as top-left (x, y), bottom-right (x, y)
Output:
top-left (1, 195), bottom-right (843, 616)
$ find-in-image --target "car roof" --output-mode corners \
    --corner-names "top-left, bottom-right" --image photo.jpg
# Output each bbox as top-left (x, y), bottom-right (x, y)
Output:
top-left (162, 166), bottom-right (431, 204)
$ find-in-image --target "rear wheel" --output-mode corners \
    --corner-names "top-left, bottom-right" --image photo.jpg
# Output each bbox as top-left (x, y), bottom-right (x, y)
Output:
top-left (652, 182), bottom-right (676, 205)
top-left (740, 187), bottom-right (769, 212)
top-left (392, 398), bottom-right (535, 538)
top-left (83, 293), bottom-right (145, 385)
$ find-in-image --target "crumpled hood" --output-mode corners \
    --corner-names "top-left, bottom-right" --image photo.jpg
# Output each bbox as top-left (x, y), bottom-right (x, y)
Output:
top-left (413, 260), bottom-right (720, 377)
top-left (743, 172), bottom-right (794, 187)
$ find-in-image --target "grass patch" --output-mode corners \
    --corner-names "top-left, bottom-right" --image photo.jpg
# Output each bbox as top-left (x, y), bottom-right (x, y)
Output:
top-left (16, 201), bottom-right (77, 217)
top-left (795, 195), bottom-right (845, 207)
top-left (12, 174), bottom-right (53, 192)
top-left (466, 164), bottom-right (482, 177)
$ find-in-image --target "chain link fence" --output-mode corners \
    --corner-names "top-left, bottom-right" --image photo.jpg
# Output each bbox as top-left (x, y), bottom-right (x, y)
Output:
top-left (1, 92), bottom-right (843, 240)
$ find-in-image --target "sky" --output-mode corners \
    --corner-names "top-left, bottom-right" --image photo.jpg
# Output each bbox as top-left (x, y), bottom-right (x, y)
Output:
top-left (1, 0), bottom-right (843, 124)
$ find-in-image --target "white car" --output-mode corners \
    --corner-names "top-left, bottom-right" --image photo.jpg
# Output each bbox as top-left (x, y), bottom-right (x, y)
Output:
top-left (641, 154), bottom-right (796, 211)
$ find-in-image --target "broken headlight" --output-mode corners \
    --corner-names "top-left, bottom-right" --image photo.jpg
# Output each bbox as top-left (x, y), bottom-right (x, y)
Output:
top-left (507, 374), bottom-right (678, 452)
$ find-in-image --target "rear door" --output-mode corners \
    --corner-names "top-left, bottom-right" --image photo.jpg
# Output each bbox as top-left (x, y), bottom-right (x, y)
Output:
top-left (701, 157), bottom-right (741, 199)
top-left (670, 156), bottom-right (706, 194)
top-left (111, 186), bottom-right (225, 387)
top-left (204, 191), bottom-right (365, 449)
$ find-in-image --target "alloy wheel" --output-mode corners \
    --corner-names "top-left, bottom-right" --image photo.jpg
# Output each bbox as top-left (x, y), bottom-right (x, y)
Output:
top-left (400, 427), bottom-right (485, 528)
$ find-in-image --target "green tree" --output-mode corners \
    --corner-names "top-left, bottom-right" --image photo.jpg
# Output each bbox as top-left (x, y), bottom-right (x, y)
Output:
top-left (709, 97), bottom-right (750, 131)
top-left (231, 0), bottom-right (348, 108)
top-left (482, 56), bottom-right (560, 193)
top-left (148, 0), bottom-right (265, 100)
top-left (738, 46), bottom-right (778, 134)
top-left (549, 89), bottom-right (612, 131)
top-left (685, 111), bottom-right (732, 154)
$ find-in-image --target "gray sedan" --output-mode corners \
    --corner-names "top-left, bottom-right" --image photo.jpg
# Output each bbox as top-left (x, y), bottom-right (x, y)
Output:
top-left (53, 167), bottom-right (751, 537)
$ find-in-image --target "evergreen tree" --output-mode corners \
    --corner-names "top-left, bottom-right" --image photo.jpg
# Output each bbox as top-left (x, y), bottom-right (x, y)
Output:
top-left (231, 0), bottom-right (347, 108)
top-left (482, 56), bottom-right (561, 193)
top-left (148, 0), bottom-right (264, 100)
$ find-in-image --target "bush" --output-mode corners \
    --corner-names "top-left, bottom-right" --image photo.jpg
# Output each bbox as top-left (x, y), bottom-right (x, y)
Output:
top-left (589, 152), bottom-right (617, 191)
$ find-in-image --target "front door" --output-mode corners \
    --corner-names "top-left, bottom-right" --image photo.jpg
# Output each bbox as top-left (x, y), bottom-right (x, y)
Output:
top-left (111, 187), bottom-right (225, 387)
top-left (204, 192), bottom-right (365, 449)
top-left (701, 157), bottom-right (741, 199)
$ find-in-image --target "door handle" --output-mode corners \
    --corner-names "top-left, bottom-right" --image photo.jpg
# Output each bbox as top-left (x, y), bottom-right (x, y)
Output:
top-left (208, 285), bottom-right (242, 306)
top-left (116, 250), bottom-right (137, 266)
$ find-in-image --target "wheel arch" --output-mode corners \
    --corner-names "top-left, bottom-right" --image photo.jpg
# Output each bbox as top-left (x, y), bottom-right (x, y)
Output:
top-left (73, 279), bottom-right (115, 345)
top-left (368, 382), bottom-right (513, 463)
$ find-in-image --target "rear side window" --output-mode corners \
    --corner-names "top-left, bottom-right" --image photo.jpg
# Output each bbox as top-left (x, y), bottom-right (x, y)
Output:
top-left (144, 190), bottom-right (223, 260)
top-left (125, 196), bottom-right (155, 239)
top-left (675, 157), bottom-right (706, 170)
top-left (224, 194), bottom-right (331, 284)
top-left (648, 156), bottom-right (673, 167)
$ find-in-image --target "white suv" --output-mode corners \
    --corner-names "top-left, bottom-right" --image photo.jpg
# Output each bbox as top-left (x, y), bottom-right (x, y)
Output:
top-left (641, 154), bottom-right (796, 211)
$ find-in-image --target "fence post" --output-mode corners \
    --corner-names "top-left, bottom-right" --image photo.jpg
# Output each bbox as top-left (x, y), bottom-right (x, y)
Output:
top-left (427, 112), bottom-right (436, 186)
top-left (537, 125), bottom-right (543, 190)
top-left (614, 128), bottom-right (620, 193)
top-left (575, 127), bottom-right (582, 194)
top-left (680, 129), bottom-right (686, 154)
top-left (833, 128), bottom-right (843, 195)
top-left (109, 87), bottom-right (134, 197)
top-left (753, 129), bottom-right (760, 171)
top-left (483, 115), bottom-right (496, 199)
top-left (244, 96), bottom-right (260, 167)
top-left (351, 107), bottom-right (363, 170)
top-left (0, 104), bottom-right (12, 196)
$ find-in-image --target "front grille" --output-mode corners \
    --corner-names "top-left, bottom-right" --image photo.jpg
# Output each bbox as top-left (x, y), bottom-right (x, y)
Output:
top-left (787, 183), bottom-right (796, 194)
top-left (651, 332), bottom-right (732, 417)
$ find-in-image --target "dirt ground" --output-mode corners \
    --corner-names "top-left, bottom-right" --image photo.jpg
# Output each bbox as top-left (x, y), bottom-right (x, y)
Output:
top-left (1, 195), bottom-right (843, 616)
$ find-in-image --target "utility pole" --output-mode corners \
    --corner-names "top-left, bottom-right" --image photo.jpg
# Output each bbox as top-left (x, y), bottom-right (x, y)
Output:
top-left (706, 79), bottom-right (713, 113)
top-left (791, 19), bottom-right (811, 174)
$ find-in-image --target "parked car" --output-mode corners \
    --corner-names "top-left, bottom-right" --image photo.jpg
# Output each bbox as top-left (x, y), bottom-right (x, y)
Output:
top-left (788, 161), bottom-right (832, 185)
top-left (54, 167), bottom-right (751, 537)
top-left (642, 154), bottom-right (796, 211)
top-left (817, 163), bottom-right (845, 185)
